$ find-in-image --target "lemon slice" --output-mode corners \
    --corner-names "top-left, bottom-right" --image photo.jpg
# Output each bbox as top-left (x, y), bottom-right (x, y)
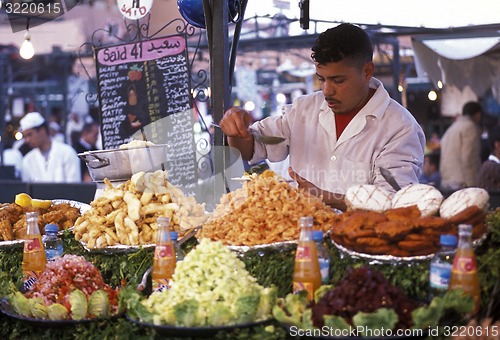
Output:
top-left (31, 199), bottom-right (52, 209)
top-left (15, 193), bottom-right (32, 208)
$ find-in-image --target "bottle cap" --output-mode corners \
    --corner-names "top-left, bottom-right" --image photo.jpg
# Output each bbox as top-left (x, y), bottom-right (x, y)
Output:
top-left (439, 234), bottom-right (457, 246)
top-left (45, 224), bottom-right (59, 233)
top-left (312, 230), bottom-right (324, 241)
top-left (170, 231), bottom-right (178, 240)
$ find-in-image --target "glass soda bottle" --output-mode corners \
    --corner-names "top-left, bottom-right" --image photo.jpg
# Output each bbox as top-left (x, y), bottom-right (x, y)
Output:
top-left (170, 231), bottom-right (185, 262)
top-left (429, 234), bottom-right (457, 300)
top-left (42, 224), bottom-right (64, 261)
top-left (22, 212), bottom-right (47, 291)
top-left (293, 216), bottom-right (322, 301)
top-left (312, 230), bottom-right (330, 285)
top-left (449, 224), bottom-right (481, 315)
top-left (152, 217), bottom-right (176, 292)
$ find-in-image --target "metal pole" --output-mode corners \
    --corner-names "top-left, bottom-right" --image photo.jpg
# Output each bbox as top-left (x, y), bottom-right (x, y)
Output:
top-left (0, 54), bottom-right (6, 167)
top-left (204, 0), bottom-right (231, 204)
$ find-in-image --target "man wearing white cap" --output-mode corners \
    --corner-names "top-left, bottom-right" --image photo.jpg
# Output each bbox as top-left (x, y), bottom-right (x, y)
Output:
top-left (20, 112), bottom-right (81, 183)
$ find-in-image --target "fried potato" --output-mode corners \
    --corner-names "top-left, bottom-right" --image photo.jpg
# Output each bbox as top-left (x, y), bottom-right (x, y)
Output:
top-left (73, 170), bottom-right (207, 248)
top-left (198, 172), bottom-right (338, 245)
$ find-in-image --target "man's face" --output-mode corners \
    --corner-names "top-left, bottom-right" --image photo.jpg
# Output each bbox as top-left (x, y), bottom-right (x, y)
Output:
top-left (22, 128), bottom-right (44, 148)
top-left (315, 59), bottom-right (373, 115)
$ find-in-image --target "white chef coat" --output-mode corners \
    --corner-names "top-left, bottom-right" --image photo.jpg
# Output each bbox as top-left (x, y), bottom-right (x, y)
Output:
top-left (22, 141), bottom-right (81, 183)
top-left (250, 78), bottom-right (425, 194)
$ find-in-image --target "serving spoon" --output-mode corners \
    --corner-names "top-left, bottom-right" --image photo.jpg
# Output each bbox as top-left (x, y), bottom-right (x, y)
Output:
top-left (212, 123), bottom-right (285, 145)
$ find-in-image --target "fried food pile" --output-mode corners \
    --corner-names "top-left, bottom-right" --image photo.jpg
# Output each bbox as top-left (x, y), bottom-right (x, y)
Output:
top-left (330, 204), bottom-right (487, 257)
top-left (198, 170), bottom-right (340, 246)
top-left (0, 202), bottom-right (81, 241)
top-left (73, 170), bottom-right (208, 248)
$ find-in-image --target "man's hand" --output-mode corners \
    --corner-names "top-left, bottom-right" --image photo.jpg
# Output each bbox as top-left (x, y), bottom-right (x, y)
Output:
top-left (288, 167), bottom-right (347, 211)
top-left (219, 107), bottom-right (255, 160)
top-left (219, 107), bottom-right (253, 140)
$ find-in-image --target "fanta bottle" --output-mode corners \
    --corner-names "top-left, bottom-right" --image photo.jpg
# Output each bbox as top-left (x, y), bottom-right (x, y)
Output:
top-left (22, 212), bottom-right (47, 291)
top-left (449, 224), bottom-right (481, 315)
top-left (151, 217), bottom-right (176, 292)
top-left (292, 216), bottom-right (322, 300)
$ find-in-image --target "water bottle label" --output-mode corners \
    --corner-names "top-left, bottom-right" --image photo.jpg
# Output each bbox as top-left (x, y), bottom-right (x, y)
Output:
top-left (46, 249), bottom-right (63, 261)
top-left (295, 245), bottom-right (312, 262)
top-left (318, 259), bottom-right (329, 284)
top-left (430, 262), bottom-right (452, 289)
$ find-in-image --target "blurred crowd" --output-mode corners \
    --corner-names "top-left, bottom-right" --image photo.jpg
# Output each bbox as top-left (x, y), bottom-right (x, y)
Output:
top-left (0, 111), bottom-right (102, 183)
top-left (419, 101), bottom-right (500, 195)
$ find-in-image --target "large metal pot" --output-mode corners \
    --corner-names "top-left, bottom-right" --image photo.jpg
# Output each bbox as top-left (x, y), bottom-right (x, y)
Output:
top-left (78, 144), bottom-right (170, 182)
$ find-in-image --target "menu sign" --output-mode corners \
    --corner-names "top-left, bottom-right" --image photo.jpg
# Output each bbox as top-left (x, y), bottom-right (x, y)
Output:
top-left (95, 35), bottom-right (198, 193)
top-left (95, 35), bottom-right (191, 149)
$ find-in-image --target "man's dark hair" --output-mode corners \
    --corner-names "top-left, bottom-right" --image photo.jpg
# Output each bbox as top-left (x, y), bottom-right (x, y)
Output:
top-left (462, 101), bottom-right (482, 116)
top-left (488, 125), bottom-right (500, 150)
top-left (311, 23), bottom-right (373, 68)
top-left (82, 121), bottom-right (98, 134)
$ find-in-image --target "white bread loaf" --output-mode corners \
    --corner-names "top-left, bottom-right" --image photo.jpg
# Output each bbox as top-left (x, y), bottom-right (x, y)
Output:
top-left (392, 183), bottom-right (443, 216)
top-left (439, 187), bottom-right (490, 219)
top-left (345, 184), bottom-right (393, 212)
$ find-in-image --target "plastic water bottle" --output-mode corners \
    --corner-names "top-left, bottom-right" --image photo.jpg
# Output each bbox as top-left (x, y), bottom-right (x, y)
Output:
top-left (170, 231), bottom-right (185, 262)
top-left (429, 234), bottom-right (457, 300)
top-left (313, 230), bottom-right (330, 285)
top-left (42, 224), bottom-right (63, 261)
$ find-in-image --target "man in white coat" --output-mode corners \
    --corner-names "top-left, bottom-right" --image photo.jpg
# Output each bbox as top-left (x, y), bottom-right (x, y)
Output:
top-left (218, 24), bottom-right (425, 210)
top-left (20, 112), bottom-right (81, 183)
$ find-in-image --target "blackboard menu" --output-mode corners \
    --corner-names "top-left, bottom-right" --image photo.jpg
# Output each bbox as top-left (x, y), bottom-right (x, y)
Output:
top-left (95, 35), bottom-right (191, 149)
top-left (95, 35), bottom-right (198, 192)
top-left (131, 108), bottom-right (198, 193)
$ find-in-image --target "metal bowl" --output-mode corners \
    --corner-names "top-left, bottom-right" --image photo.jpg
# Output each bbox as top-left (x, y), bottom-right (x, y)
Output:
top-left (78, 144), bottom-right (170, 182)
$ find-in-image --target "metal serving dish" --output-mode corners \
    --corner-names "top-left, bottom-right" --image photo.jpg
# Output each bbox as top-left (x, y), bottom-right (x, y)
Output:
top-left (78, 144), bottom-right (170, 182)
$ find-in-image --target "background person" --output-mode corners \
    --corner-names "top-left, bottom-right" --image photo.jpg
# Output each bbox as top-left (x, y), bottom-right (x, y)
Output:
top-left (218, 23), bottom-right (425, 210)
top-left (73, 121), bottom-right (100, 182)
top-left (439, 101), bottom-right (482, 193)
top-left (20, 112), bottom-right (81, 183)
top-left (478, 125), bottom-right (500, 191)
top-left (418, 153), bottom-right (441, 188)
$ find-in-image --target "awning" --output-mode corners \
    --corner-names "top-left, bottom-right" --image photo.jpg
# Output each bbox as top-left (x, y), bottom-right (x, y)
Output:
top-left (412, 33), bottom-right (500, 116)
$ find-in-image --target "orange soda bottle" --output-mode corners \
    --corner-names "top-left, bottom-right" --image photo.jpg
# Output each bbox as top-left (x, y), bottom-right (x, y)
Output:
top-left (22, 212), bottom-right (47, 291)
top-left (152, 217), bottom-right (176, 292)
top-left (293, 216), bottom-right (322, 300)
top-left (449, 224), bottom-right (481, 315)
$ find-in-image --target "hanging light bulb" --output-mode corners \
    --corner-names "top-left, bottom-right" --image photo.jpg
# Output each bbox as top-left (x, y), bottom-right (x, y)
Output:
top-left (20, 31), bottom-right (35, 59)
